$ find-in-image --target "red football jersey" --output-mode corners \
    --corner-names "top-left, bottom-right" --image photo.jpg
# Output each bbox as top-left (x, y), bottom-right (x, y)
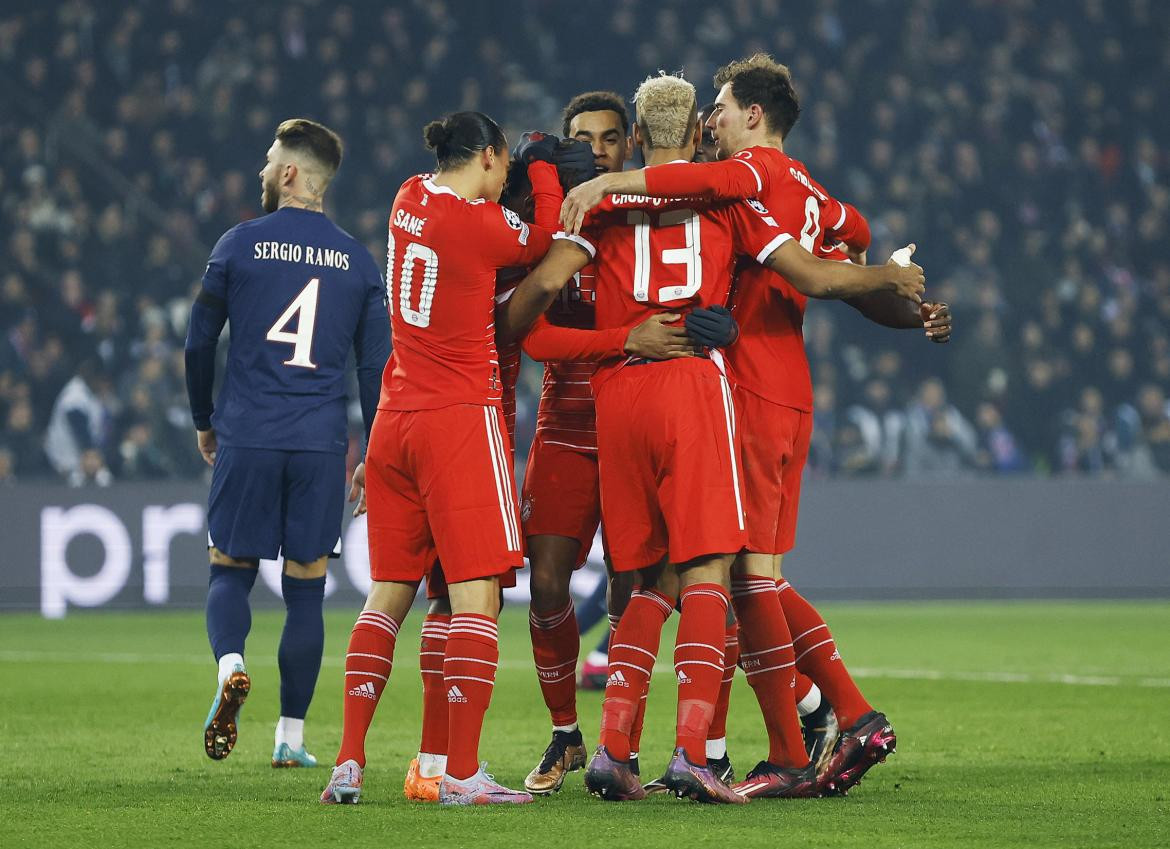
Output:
top-left (644, 147), bottom-right (870, 411)
top-left (534, 264), bottom-right (599, 452)
top-left (379, 175), bottom-right (552, 411)
top-left (560, 182), bottom-right (789, 389)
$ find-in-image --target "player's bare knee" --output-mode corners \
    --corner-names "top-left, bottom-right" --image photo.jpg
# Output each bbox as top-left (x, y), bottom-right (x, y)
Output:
top-left (365, 579), bottom-right (416, 623)
top-left (676, 552), bottom-right (734, 589)
top-left (529, 565), bottom-right (571, 613)
top-left (209, 547), bottom-right (258, 569)
top-left (284, 556), bottom-right (328, 579)
top-left (448, 576), bottom-right (502, 618)
top-left (732, 550), bottom-right (774, 581)
top-left (607, 571), bottom-right (636, 616)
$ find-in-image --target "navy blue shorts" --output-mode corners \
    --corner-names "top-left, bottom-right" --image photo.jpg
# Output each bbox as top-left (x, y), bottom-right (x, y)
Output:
top-left (208, 446), bottom-right (346, 563)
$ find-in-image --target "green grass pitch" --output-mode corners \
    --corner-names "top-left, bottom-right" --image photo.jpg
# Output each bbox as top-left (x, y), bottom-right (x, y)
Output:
top-left (1, 602), bottom-right (1167, 848)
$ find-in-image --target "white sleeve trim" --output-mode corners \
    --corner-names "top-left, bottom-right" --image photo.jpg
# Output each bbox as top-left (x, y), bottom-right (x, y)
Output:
top-left (832, 201), bottom-right (848, 231)
top-left (733, 158), bottom-right (763, 194)
top-left (494, 286), bottom-right (517, 304)
top-left (755, 232), bottom-right (793, 264)
top-left (554, 231), bottom-right (596, 258)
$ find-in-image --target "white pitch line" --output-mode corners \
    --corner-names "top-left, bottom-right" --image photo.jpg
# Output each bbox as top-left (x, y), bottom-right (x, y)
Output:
top-left (1, 649), bottom-right (1168, 688)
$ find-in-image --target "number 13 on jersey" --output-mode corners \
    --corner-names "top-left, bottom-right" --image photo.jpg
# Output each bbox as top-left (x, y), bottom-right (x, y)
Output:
top-left (386, 231), bottom-right (439, 328)
top-left (627, 208), bottom-right (702, 303)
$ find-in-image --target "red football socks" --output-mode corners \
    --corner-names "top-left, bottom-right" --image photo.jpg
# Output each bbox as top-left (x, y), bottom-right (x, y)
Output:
top-left (444, 614), bottom-right (499, 779)
top-left (530, 601), bottom-right (580, 727)
top-left (674, 583), bottom-right (729, 765)
top-left (627, 677), bottom-right (650, 756)
top-left (706, 620), bottom-right (740, 745)
top-left (418, 612), bottom-right (450, 756)
top-left (777, 579), bottom-right (873, 729)
top-left (732, 576), bottom-right (807, 767)
top-left (336, 609), bottom-right (399, 767)
top-left (600, 588), bottom-right (673, 761)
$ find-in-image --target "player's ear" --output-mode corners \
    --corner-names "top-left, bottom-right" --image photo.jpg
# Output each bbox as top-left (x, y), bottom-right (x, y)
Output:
top-left (282, 162), bottom-right (298, 187)
top-left (623, 135), bottom-right (634, 162)
top-left (746, 104), bottom-right (764, 131)
top-left (691, 118), bottom-right (702, 149)
top-left (631, 124), bottom-right (644, 151)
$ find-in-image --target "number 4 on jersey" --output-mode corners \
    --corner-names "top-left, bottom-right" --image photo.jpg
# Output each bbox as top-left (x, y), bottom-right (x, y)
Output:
top-left (266, 278), bottom-right (319, 368)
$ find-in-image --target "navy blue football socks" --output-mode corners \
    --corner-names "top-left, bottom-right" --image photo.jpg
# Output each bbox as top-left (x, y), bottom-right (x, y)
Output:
top-left (278, 573), bottom-right (326, 720)
top-left (206, 564), bottom-right (258, 660)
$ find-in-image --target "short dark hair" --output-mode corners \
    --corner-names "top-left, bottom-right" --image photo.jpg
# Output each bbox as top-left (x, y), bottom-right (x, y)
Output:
top-left (423, 111), bottom-right (506, 169)
top-left (561, 91), bottom-right (629, 137)
top-left (274, 118), bottom-right (343, 176)
top-left (713, 53), bottom-right (801, 139)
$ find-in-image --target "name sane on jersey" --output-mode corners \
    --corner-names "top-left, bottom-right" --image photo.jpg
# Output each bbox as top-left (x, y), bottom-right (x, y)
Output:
top-left (253, 241), bottom-right (351, 269)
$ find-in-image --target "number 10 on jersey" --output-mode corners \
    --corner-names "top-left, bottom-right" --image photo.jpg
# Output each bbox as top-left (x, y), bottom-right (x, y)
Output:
top-left (386, 231), bottom-right (439, 328)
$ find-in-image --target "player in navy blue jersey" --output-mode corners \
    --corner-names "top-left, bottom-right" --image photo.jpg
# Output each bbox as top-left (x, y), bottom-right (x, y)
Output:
top-left (185, 118), bottom-right (390, 768)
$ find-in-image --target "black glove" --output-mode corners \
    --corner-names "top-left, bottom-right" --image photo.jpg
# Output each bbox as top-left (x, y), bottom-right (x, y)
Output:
top-left (553, 138), bottom-right (597, 189)
top-left (685, 305), bottom-right (739, 348)
top-left (512, 131), bottom-right (559, 165)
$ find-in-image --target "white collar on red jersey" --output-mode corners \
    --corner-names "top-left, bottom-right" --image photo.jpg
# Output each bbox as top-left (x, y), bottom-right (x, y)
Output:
top-left (421, 177), bottom-right (487, 205)
top-left (422, 177), bottom-right (461, 198)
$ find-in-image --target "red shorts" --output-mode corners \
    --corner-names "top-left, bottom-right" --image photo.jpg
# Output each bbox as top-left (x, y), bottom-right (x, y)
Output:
top-left (735, 387), bottom-right (812, 555)
top-left (594, 358), bottom-right (747, 572)
top-left (366, 405), bottom-right (523, 585)
top-left (520, 433), bottom-right (601, 568)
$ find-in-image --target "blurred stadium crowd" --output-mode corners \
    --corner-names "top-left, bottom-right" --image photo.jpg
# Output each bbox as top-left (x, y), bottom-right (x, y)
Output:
top-left (1, 0), bottom-right (1167, 485)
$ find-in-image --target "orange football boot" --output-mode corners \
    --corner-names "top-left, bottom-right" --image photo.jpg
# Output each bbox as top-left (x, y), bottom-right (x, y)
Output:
top-left (404, 758), bottom-right (441, 802)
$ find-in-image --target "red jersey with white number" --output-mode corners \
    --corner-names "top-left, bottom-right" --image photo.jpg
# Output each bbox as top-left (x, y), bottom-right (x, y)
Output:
top-left (380, 175), bottom-right (552, 412)
top-left (534, 264), bottom-right (599, 452)
top-left (643, 147), bottom-right (871, 411)
top-left (559, 186), bottom-right (789, 389)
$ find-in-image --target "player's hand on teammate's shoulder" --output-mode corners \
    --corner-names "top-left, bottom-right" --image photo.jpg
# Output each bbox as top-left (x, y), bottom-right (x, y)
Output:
top-left (349, 462), bottom-right (367, 518)
top-left (623, 313), bottom-right (696, 360)
top-left (196, 428), bottom-right (217, 466)
top-left (885, 243), bottom-right (926, 303)
top-left (921, 302), bottom-right (951, 343)
top-left (560, 172), bottom-right (618, 235)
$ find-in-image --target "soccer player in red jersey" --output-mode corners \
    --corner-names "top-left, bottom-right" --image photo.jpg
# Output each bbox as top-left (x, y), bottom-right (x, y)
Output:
top-left (520, 91), bottom-right (653, 796)
top-left (403, 144), bottom-right (572, 803)
top-left (562, 54), bottom-right (948, 798)
top-left (321, 112), bottom-right (574, 807)
top-left (541, 73), bottom-right (923, 804)
top-left (519, 94), bottom-right (630, 796)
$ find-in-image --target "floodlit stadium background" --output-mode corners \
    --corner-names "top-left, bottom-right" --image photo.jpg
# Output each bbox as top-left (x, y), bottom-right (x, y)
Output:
top-left (1, 1), bottom-right (1168, 613)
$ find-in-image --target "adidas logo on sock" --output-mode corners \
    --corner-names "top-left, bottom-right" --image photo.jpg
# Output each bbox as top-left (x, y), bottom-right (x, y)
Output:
top-left (676, 669), bottom-right (692, 684)
top-left (606, 670), bottom-right (629, 688)
top-left (348, 681), bottom-right (378, 700)
top-left (447, 685), bottom-right (468, 703)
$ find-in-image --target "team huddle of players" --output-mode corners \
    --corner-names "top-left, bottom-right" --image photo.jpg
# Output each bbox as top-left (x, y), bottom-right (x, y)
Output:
top-left (189, 51), bottom-right (946, 808)
top-left (320, 53), bottom-right (942, 807)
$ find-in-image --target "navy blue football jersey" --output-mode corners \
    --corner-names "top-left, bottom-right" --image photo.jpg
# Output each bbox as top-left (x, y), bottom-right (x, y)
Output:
top-left (186, 207), bottom-right (390, 454)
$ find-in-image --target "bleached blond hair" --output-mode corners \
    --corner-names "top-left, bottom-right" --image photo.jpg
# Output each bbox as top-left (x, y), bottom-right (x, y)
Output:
top-left (632, 73), bottom-right (697, 150)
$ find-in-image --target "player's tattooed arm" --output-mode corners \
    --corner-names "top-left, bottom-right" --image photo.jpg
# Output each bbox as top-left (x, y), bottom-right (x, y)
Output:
top-left (763, 240), bottom-right (925, 302)
top-left (496, 240), bottom-right (588, 344)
